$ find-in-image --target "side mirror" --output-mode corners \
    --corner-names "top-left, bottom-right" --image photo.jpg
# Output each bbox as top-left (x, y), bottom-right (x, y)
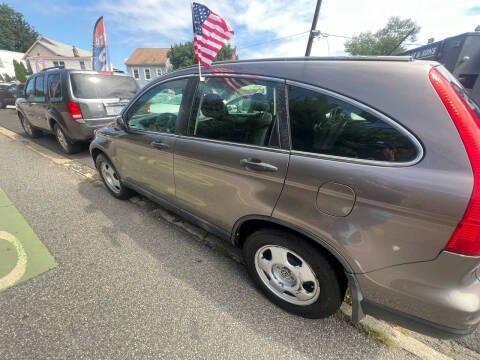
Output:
top-left (116, 116), bottom-right (126, 130)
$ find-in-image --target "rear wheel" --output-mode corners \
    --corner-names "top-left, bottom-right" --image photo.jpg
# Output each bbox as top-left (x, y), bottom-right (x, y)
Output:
top-left (54, 123), bottom-right (80, 154)
top-left (96, 154), bottom-right (133, 200)
top-left (243, 229), bottom-right (347, 318)
top-left (18, 112), bottom-right (42, 138)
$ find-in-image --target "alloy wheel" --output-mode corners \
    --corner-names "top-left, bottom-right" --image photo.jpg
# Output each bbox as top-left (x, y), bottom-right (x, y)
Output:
top-left (56, 127), bottom-right (69, 151)
top-left (100, 162), bottom-right (121, 194)
top-left (21, 116), bottom-right (33, 136)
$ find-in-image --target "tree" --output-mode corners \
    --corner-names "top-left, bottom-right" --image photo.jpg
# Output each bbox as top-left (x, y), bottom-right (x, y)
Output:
top-left (345, 17), bottom-right (420, 56)
top-left (0, 3), bottom-right (39, 52)
top-left (3, 73), bottom-right (13, 82)
top-left (168, 41), bottom-right (237, 70)
top-left (13, 59), bottom-right (28, 82)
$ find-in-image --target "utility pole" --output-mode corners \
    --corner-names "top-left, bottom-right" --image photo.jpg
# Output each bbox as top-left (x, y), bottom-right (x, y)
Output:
top-left (386, 27), bottom-right (417, 55)
top-left (305, 0), bottom-right (322, 56)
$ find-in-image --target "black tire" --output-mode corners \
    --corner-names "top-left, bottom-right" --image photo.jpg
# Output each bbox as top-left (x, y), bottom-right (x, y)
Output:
top-left (243, 229), bottom-right (347, 319)
top-left (53, 123), bottom-right (81, 154)
top-left (96, 154), bottom-right (133, 200)
top-left (18, 112), bottom-right (42, 138)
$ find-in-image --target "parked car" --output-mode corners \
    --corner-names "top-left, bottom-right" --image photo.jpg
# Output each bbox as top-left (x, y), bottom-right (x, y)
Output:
top-left (0, 83), bottom-right (21, 109)
top-left (90, 57), bottom-right (480, 338)
top-left (16, 67), bottom-right (139, 153)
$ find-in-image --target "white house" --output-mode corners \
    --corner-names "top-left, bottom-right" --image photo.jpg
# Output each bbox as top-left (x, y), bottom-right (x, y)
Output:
top-left (0, 49), bottom-right (25, 80)
top-left (125, 48), bottom-right (172, 87)
top-left (24, 36), bottom-right (92, 73)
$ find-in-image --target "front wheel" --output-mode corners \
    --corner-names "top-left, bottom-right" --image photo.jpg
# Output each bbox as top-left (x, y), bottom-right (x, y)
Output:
top-left (18, 112), bottom-right (42, 138)
top-left (243, 229), bottom-right (347, 318)
top-left (96, 154), bottom-right (133, 200)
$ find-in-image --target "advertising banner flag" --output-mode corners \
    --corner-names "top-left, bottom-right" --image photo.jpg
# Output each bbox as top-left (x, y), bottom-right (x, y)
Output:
top-left (92, 16), bottom-right (111, 72)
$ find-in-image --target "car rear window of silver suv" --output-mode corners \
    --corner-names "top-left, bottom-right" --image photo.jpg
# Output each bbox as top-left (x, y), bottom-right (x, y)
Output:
top-left (287, 84), bottom-right (420, 164)
top-left (70, 73), bottom-right (138, 100)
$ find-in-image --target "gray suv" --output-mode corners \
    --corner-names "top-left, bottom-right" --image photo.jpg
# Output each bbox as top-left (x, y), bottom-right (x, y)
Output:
top-left (16, 67), bottom-right (138, 153)
top-left (90, 57), bottom-right (480, 338)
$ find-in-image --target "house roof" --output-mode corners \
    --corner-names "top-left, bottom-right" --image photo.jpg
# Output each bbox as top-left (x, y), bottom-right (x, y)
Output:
top-left (25, 36), bottom-right (91, 58)
top-left (125, 48), bottom-right (169, 65)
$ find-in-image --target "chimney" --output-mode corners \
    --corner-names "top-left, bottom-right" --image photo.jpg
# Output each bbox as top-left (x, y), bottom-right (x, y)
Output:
top-left (72, 45), bottom-right (79, 57)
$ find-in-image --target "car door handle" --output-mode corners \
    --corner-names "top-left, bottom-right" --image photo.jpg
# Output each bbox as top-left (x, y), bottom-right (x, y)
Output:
top-left (240, 158), bottom-right (278, 172)
top-left (150, 141), bottom-right (169, 150)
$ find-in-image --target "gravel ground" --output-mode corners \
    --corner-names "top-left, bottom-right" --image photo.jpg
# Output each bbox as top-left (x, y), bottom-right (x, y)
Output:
top-left (0, 119), bottom-right (414, 359)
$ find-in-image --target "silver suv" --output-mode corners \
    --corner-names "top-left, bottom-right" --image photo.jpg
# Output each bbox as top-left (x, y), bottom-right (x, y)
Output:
top-left (90, 57), bottom-right (480, 338)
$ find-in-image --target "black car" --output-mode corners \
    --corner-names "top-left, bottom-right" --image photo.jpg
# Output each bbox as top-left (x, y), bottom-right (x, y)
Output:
top-left (0, 83), bottom-right (21, 109)
top-left (16, 67), bottom-right (138, 153)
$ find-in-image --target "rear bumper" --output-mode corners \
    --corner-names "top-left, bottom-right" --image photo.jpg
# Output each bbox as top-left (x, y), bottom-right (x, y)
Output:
top-left (356, 251), bottom-right (480, 338)
top-left (64, 117), bottom-right (116, 142)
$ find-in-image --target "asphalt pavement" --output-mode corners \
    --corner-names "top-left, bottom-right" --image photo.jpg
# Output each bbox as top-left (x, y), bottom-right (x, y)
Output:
top-left (0, 107), bottom-right (94, 168)
top-left (0, 109), bottom-right (414, 359)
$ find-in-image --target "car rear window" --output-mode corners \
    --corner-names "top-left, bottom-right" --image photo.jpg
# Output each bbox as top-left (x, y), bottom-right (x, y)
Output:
top-left (288, 85), bottom-right (419, 163)
top-left (70, 74), bottom-right (138, 100)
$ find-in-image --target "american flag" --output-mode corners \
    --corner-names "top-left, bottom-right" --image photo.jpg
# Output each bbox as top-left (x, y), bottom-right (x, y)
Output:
top-left (192, 2), bottom-right (234, 67)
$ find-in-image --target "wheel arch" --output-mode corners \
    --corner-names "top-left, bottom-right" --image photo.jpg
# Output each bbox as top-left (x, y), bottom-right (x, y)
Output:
top-left (231, 215), bottom-right (366, 322)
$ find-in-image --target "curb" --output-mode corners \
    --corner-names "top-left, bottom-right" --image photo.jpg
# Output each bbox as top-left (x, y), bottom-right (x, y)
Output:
top-left (0, 123), bottom-right (472, 360)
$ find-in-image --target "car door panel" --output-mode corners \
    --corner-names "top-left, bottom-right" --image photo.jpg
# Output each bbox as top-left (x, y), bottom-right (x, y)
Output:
top-left (115, 131), bottom-right (177, 202)
top-left (174, 138), bottom-right (289, 231)
top-left (172, 76), bottom-right (289, 233)
top-left (114, 77), bottom-right (195, 202)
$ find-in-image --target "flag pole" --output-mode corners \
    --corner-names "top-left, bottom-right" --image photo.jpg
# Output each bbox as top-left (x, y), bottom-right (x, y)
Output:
top-left (191, 1), bottom-right (204, 81)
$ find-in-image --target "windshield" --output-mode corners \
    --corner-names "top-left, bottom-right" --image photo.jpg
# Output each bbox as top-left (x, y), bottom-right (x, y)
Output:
top-left (70, 73), bottom-right (138, 100)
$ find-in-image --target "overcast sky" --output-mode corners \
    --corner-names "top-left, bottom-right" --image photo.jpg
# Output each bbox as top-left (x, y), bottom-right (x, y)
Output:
top-left (6, 0), bottom-right (480, 68)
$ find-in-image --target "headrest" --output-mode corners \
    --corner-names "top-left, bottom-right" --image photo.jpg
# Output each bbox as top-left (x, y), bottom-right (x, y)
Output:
top-left (201, 93), bottom-right (226, 118)
top-left (250, 93), bottom-right (269, 112)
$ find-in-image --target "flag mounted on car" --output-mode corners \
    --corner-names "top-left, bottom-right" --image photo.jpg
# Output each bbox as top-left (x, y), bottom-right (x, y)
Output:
top-left (92, 16), bottom-right (111, 72)
top-left (192, 2), bottom-right (234, 68)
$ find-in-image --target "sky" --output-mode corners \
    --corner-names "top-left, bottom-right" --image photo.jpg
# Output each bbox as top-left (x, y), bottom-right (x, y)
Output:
top-left (4, 0), bottom-right (480, 70)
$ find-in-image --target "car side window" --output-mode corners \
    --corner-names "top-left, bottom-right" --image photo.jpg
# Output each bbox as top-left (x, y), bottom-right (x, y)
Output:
top-left (189, 77), bottom-right (280, 147)
top-left (47, 73), bottom-right (62, 101)
top-left (34, 75), bottom-right (45, 102)
top-left (126, 78), bottom-right (189, 134)
top-left (287, 85), bottom-right (418, 163)
top-left (25, 78), bottom-right (35, 100)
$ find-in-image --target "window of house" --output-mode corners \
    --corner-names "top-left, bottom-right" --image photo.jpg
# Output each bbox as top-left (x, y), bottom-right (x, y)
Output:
top-left (126, 78), bottom-right (188, 133)
top-left (189, 77), bottom-right (280, 147)
top-left (47, 73), bottom-right (62, 100)
top-left (133, 68), bottom-right (139, 79)
top-left (144, 68), bottom-right (151, 80)
top-left (287, 85), bottom-right (418, 162)
top-left (79, 61), bottom-right (86, 70)
top-left (34, 75), bottom-right (45, 102)
top-left (59, 61), bottom-right (65, 67)
top-left (156, 68), bottom-right (163, 77)
top-left (53, 61), bottom-right (59, 67)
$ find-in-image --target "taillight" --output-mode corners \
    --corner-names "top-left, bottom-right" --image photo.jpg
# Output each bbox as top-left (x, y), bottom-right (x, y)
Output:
top-left (67, 100), bottom-right (84, 123)
top-left (429, 66), bottom-right (480, 256)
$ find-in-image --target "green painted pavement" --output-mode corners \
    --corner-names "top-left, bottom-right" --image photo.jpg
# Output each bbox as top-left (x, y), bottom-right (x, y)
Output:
top-left (0, 188), bottom-right (57, 291)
